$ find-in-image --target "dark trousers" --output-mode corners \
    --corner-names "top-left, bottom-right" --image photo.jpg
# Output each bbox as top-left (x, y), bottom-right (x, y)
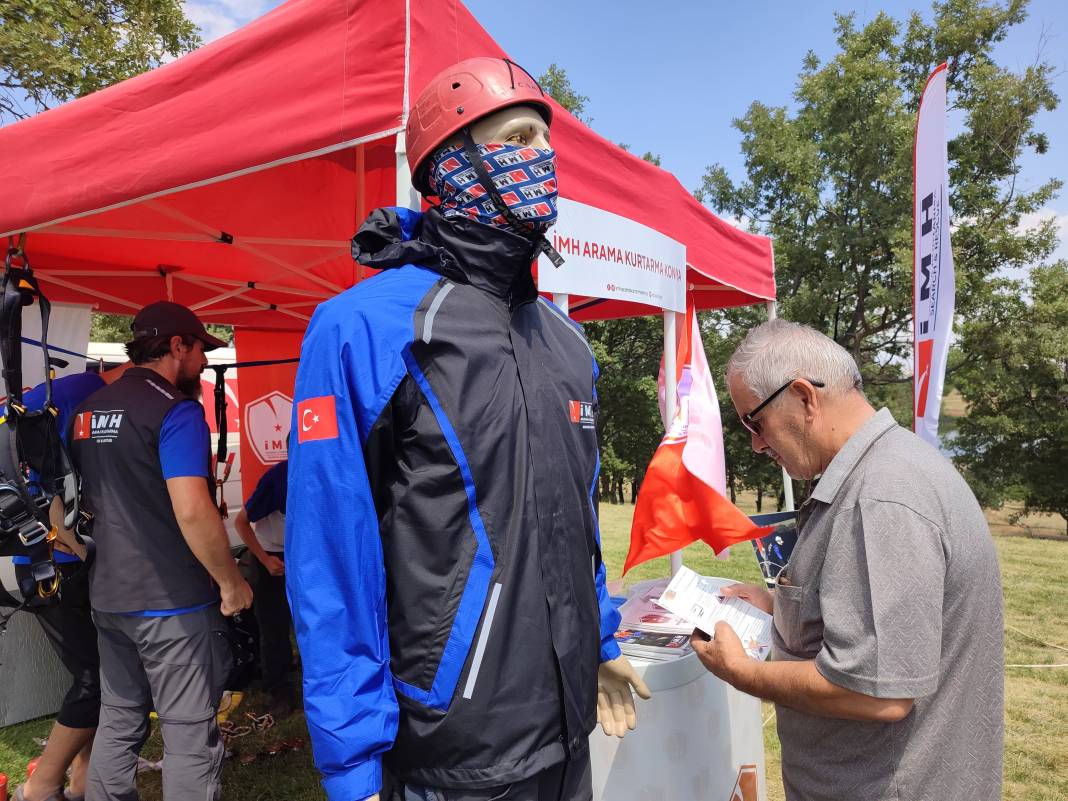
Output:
top-left (15, 562), bottom-right (101, 728)
top-left (399, 751), bottom-right (592, 801)
top-left (253, 552), bottom-right (294, 699)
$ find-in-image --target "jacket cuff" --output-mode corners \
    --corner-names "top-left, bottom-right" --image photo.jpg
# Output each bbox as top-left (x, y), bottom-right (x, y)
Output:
top-left (322, 758), bottom-right (381, 801)
top-left (600, 637), bottom-right (622, 663)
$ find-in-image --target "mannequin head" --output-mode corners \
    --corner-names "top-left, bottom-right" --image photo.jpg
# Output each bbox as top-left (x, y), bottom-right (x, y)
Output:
top-left (406, 57), bottom-right (552, 195)
top-left (441, 104), bottom-right (550, 152)
top-left (407, 58), bottom-right (562, 255)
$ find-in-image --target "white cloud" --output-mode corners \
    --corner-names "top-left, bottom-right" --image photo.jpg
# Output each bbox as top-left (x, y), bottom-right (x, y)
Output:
top-left (996, 207), bottom-right (1068, 282)
top-left (1018, 207), bottom-right (1068, 265)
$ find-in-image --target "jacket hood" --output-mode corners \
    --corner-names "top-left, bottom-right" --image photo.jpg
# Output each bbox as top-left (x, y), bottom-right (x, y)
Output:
top-left (351, 206), bottom-right (539, 306)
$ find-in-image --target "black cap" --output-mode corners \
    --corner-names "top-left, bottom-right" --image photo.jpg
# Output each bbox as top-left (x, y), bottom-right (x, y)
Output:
top-left (131, 301), bottom-right (228, 351)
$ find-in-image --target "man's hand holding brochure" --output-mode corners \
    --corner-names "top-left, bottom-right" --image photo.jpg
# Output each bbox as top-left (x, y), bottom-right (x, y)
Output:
top-left (655, 566), bottom-right (773, 662)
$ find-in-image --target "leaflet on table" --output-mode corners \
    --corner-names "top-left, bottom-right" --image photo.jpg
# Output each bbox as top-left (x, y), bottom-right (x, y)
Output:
top-left (656, 566), bottom-right (772, 661)
top-left (616, 578), bottom-right (693, 634)
top-left (614, 628), bottom-right (694, 661)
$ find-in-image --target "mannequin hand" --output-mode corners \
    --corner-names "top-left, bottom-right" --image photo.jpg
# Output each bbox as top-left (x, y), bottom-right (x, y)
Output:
top-left (596, 655), bottom-right (652, 738)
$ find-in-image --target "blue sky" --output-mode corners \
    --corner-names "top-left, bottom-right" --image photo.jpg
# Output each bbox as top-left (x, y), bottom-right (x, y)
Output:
top-left (185, 0), bottom-right (1067, 261)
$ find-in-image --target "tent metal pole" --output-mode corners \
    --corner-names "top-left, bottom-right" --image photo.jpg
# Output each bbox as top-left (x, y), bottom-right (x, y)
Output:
top-left (46, 270), bottom-right (163, 278)
top-left (766, 300), bottom-right (795, 512)
top-left (42, 227), bottom-right (350, 250)
top-left (175, 254), bottom-right (339, 313)
top-left (177, 274), bottom-right (309, 322)
top-left (356, 143), bottom-right (367, 284)
top-left (552, 293), bottom-right (569, 314)
top-left (189, 283), bottom-right (258, 311)
top-left (177, 274), bottom-right (331, 299)
top-left (143, 199), bottom-right (346, 294)
top-left (664, 309), bottom-right (683, 576)
top-left (36, 272), bottom-right (142, 311)
top-left (42, 226), bottom-right (215, 243)
top-left (186, 305), bottom-right (265, 315)
top-left (395, 132), bottom-right (419, 211)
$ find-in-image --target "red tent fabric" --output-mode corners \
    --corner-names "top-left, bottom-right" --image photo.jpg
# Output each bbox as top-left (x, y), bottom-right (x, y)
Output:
top-left (0, 0), bottom-right (774, 327)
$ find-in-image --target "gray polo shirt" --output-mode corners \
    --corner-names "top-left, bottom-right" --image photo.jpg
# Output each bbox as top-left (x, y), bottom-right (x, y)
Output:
top-left (772, 408), bottom-right (1003, 801)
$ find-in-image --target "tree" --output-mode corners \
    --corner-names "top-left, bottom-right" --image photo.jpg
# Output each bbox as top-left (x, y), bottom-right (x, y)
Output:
top-left (540, 65), bottom-right (779, 505)
top-left (698, 0), bottom-right (1060, 417)
top-left (1, 0), bottom-right (201, 122)
top-left (538, 63), bottom-right (591, 124)
top-left (586, 317), bottom-right (664, 503)
top-left (952, 262), bottom-right (1068, 532)
top-left (699, 307), bottom-right (789, 509)
top-left (90, 312), bottom-right (232, 347)
top-left (538, 64), bottom-right (668, 502)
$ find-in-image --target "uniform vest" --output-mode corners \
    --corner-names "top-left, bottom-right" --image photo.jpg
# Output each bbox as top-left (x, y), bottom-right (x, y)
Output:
top-left (69, 367), bottom-right (217, 612)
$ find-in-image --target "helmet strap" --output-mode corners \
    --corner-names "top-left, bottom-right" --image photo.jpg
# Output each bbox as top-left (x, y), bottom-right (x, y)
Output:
top-left (460, 129), bottom-right (565, 267)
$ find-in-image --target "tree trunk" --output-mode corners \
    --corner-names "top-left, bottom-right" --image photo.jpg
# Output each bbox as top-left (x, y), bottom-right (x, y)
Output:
top-left (631, 476), bottom-right (640, 504)
top-left (777, 490), bottom-right (785, 512)
top-left (615, 478), bottom-right (625, 505)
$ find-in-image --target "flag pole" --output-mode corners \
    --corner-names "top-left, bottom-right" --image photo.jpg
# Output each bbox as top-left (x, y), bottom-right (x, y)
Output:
top-left (664, 308), bottom-right (683, 575)
top-left (766, 301), bottom-right (795, 512)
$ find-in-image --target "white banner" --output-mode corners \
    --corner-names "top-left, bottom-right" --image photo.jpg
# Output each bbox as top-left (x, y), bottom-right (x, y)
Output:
top-left (538, 198), bottom-right (686, 312)
top-left (913, 64), bottom-right (956, 447)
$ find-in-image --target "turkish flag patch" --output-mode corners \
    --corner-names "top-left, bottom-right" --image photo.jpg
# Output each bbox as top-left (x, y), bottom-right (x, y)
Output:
top-left (297, 395), bottom-right (339, 443)
top-left (73, 411), bottom-right (92, 440)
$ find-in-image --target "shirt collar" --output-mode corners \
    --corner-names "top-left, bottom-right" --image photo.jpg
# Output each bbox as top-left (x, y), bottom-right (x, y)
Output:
top-left (808, 407), bottom-right (898, 505)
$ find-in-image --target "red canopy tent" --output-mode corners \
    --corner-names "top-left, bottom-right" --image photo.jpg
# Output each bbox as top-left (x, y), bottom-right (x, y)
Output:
top-left (0, 0), bottom-right (777, 497)
top-left (0, 0), bottom-right (774, 327)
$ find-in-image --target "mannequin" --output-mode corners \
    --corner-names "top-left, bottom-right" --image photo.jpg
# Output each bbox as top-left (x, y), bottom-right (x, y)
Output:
top-left (287, 57), bottom-right (649, 801)
top-left (449, 100), bottom-right (650, 744)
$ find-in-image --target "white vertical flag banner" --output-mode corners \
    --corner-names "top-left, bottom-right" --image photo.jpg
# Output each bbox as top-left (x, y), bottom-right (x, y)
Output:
top-left (913, 63), bottom-right (956, 447)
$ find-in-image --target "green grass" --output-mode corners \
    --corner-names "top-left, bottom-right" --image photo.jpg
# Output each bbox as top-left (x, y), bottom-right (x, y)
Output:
top-left (3, 497), bottom-right (1066, 801)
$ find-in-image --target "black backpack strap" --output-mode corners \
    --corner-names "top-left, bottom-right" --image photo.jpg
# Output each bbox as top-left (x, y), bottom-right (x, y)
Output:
top-left (0, 242), bottom-right (60, 606)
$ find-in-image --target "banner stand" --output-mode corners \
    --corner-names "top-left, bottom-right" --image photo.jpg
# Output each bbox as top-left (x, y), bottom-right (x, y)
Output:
top-left (663, 309), bottom-right (684, 576)
top-left (765, 301), bottom-right (795, 513)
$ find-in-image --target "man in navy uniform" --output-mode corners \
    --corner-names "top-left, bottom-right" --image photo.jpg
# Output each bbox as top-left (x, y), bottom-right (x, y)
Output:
top-left (70, 302), bottom-right (252, 801)
top-left (233, 459), bottom-right (294, 718)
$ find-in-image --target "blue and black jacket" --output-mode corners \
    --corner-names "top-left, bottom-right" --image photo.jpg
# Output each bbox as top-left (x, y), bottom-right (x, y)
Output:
top-left (286, 206), bottom-right (622, 800)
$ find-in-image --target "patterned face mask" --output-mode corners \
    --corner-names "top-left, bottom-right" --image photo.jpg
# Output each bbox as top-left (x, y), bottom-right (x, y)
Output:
top-left (428, 142), bottom-right (559, 234)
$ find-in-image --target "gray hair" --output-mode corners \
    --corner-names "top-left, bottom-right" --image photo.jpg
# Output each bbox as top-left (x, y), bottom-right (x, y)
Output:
top-left (726, 319), bottom-right (863, 402)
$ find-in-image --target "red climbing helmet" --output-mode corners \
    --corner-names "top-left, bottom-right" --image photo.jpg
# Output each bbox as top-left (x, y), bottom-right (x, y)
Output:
top-left (406, 57), bottom-right (553, 195)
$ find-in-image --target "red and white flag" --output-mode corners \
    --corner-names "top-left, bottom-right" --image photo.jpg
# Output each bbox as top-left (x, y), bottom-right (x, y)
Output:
top-left (914, 63), bottom-right (956, 447)
top-left (296, 395), bottom-right (339, 443)
top-left (625, 304), bottom-right (771, 573)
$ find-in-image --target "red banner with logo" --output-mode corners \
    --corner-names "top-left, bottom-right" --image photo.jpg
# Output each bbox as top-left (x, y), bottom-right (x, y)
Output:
top-left (235, 328), bottom-right (302, 502)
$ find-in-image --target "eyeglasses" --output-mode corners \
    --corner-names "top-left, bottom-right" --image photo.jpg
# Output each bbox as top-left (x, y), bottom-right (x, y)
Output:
top-left (739, 379), bottom-right (825, 437)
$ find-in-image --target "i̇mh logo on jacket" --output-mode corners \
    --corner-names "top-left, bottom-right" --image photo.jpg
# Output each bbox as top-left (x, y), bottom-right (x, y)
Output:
top-left (73, 410), bottom-right (125, 443)
top-left (568, 400), bottom-right (595, 430)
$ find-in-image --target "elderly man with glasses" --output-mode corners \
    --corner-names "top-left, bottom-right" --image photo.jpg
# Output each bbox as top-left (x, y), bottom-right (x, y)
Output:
top-left (692, 319), bottom-right (1003, 801)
